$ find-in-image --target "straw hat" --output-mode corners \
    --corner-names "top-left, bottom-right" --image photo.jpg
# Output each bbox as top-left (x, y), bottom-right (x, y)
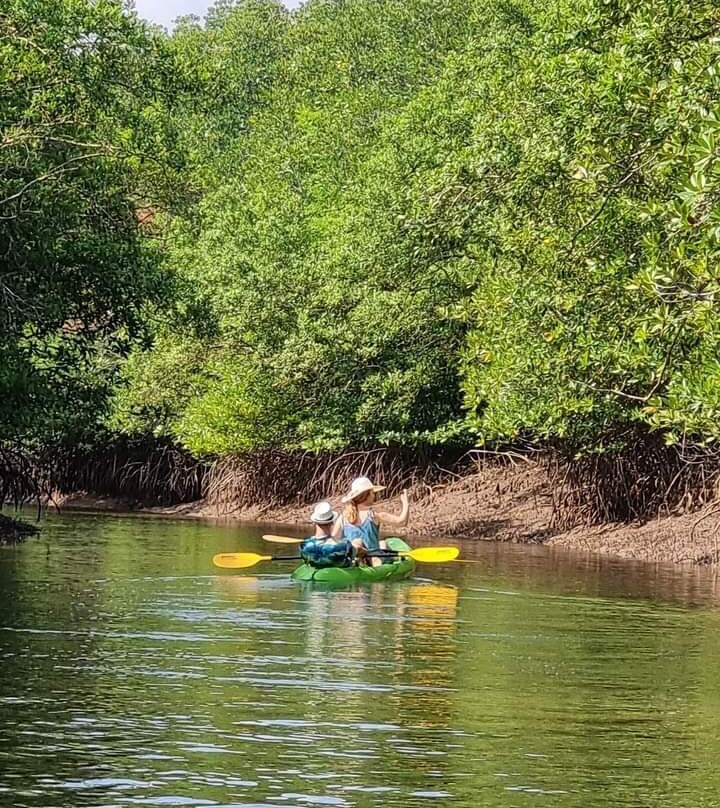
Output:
top-left (341, 476), bottom-right (386, 504)
top-left (310, 501), bottom-right (338, 525)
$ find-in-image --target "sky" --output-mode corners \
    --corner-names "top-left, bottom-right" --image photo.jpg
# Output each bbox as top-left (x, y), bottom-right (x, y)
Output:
top-left (134, 0), bottom-right (301, 29)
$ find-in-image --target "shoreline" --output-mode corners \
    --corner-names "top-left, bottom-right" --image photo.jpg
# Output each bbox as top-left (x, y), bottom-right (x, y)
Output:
top-left (50, 461), bottom-right (720, 567)
top-left (0, 513), bottom-right (40, 545)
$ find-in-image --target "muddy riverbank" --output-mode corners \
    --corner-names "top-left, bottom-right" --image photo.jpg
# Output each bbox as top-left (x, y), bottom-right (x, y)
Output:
top-left (52, 461), bottom-right (720, 567)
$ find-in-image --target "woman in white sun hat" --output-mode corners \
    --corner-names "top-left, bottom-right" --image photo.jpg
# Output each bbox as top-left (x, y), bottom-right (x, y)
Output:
top-left (332, 476), bottom-right (410, 566)
top-left (300, 501), bottom-right (358, 569)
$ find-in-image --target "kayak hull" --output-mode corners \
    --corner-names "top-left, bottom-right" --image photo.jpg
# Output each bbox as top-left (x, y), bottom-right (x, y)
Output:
top-left (291, 538), bottom-right (415, 585)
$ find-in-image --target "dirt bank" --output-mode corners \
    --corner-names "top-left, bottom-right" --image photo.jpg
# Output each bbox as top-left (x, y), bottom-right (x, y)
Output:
top-left (547, 507), bottom-right (720, 566)
top-left (55, 460), bottom-right (720, 566)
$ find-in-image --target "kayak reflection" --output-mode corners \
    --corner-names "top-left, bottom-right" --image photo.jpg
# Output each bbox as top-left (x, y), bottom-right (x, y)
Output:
top-left (299, 582), bottom-right (460, 731)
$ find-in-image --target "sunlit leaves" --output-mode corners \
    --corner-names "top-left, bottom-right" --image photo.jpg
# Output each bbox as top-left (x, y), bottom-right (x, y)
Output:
top-left (111, 0), bottom-right (720, 458)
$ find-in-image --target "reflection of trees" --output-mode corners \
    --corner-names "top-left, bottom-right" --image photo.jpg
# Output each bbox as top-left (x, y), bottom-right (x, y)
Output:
top-left (0, 511), bottom-right (113, 799)
top-left (446, 552), bottom-right (720, 806)
top-left (457, 539), bottom-right (720, 608)
top-left (10, 514), bottom-right (720, 807)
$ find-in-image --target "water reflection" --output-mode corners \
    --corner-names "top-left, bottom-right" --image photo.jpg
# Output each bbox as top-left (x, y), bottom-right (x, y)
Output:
top-left (213, 574), bottom-right (261, 603)
top-left (444, 538), bottom-right (720, 609)
top-left (2, 510), bottom-right (720, 808)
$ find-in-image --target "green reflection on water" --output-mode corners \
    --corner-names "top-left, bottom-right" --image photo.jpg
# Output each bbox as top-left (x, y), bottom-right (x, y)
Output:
top-left (1, 510), bottom-right (720, 807)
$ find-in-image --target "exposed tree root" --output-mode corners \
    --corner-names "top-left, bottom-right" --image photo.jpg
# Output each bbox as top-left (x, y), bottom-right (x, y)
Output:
top-left (52, 439), bottom-right (206, 506)
top-left (205, 447), bottom-right (471, 515)
top-left (550, 432), bottom-right (720, 529)
top-left (1, 438), bottom-right (207, 511)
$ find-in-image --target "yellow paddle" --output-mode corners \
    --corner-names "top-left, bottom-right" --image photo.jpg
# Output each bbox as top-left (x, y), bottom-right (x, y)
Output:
top-left (393, 546), bottom-right (460, 563)
top-left (263, 534), bottom-right (304, 544)
top-left (213, 545), bottom-right (460, 569)
top-left (213, 552), bottom-right (299, 569)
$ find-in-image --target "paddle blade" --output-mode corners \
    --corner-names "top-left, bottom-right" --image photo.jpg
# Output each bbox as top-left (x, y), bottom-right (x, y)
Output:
top-left (263, 534), bottom-right (303, 544)
top-left (213, 552), bottom-right (271, 569)
top-left (405, 546), bottom-right (460, 563)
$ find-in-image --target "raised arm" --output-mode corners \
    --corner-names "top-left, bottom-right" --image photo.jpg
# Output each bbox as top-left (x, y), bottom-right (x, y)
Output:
top-left (375, 490), bottom-right (410, 526)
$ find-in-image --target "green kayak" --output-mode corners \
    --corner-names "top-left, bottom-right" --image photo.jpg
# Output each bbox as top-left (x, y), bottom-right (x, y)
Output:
top-left (291, 537), bottom-right (415, 585)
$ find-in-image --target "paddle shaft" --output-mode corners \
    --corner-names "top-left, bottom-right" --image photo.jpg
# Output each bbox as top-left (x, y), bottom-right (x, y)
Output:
top-left (213, 544), bottom-right (458, 569)
top-left (268, 550), bottom-right (407, 562)
top-left (268, 554), bottom-right (304, 561)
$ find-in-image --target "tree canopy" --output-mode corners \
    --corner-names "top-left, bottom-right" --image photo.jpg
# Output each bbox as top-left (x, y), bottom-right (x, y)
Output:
top-left (0, 0), bottom-right (183, 449)
top-left (4, 0), bottom-right (720, 463)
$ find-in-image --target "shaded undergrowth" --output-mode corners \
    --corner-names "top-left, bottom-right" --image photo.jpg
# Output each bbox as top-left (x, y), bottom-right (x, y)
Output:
top-left (4, 434), bottom-right (720, 538)
top-left (204, 446), bottom-right (470, 514)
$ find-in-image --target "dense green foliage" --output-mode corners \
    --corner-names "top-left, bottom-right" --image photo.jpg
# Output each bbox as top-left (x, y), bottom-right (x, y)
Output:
top-left (112, 0), bottom-right (475, 454)
top-left (111, 0), bottom-right (720, 457)
top-left (456, 0), bottom-right (720, 451)
top-left (5, 0), bottom-right (720, 462)
top-left (0, 0), bottom-right (182, 449)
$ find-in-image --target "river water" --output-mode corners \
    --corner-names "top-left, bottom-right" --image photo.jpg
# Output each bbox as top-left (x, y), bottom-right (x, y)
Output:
top-left (2, 511), bottom-right (720, 808)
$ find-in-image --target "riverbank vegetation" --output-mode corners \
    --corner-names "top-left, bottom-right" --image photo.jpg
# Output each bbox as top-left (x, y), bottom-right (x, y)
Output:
top-left (3, 0), bottom-right (720, 538)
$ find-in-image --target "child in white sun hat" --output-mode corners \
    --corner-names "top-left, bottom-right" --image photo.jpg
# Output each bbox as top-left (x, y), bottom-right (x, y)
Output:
top-left (332, 476), bottom-right (410, 566)
top-left (299, 501), bottom-right (357, 568)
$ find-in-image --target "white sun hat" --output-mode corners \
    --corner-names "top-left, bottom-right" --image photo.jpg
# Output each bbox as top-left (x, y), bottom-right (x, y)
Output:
top-left (310, 501), bottom-right (338, 525)
top-left (341, 476), bottom-right (386, 504)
